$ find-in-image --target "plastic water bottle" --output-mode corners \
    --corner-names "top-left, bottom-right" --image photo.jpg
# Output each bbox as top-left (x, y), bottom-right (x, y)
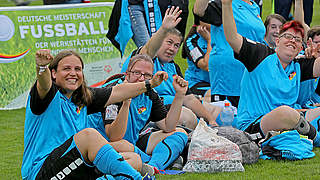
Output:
top-left (220, 102), bottom-right (234, 126)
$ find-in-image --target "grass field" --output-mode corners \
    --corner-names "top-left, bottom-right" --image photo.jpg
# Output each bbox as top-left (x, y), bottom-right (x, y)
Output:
top-left (1, 0), bottom-right (320, 179)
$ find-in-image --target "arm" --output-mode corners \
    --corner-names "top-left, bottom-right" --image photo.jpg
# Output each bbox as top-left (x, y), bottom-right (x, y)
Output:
top-left (182, 94), bottom-right (218, 126)
top-left (193, 0), bottom-right (209, 17)
top-left (106, 71), bottom-right (168, 106)
top-left (294, 0), bottom-right (310, 41)
top-left (221, 0), bottom-right (243, 54)
top-left (156, 75), bottom-right (188, 132)
top-left (105, 99), bottom-right (131, 141)
top-left (139, 6), bottom-right (182, 58)
top-left (35, 49), bottom-right (54, 99)
top-left (196, 26), bottom-right (212, 71)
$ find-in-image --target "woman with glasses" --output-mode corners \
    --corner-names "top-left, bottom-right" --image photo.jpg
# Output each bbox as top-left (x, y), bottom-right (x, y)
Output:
top-left (221, 0), bottom-right (320, 146)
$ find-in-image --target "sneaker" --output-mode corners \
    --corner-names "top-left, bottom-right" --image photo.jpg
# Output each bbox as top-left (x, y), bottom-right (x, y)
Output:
top-left (142, 173), bottom-right (156, 180)
top-left (140, 163), bottom-right (155, 176)
top-left (168, 156), bottom-right (184, 170)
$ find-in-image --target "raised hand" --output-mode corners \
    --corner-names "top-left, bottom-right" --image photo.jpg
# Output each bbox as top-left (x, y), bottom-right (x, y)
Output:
top-left (35, 49), bottom-right (53, 66)
top-left (172, 75), bottom-right (188, 95)
top-left (150, 71), bottom-right (168, 88)
top-left (197, 25), bottom-right (211, 41)
top-left (161, 6), bottom-right (182, 30)
top-left (306, 38), bottom-right (320, 58)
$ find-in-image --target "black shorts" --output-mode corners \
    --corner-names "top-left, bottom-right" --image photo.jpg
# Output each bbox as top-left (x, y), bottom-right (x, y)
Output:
top-left (211, 94), bottom-right (240, 108)
top-left (244, 115), bottom-right (265, 144)
top-left (189, 82), bottom-right (210, 97)
top-left (36, 136), bottom-right (103, 180)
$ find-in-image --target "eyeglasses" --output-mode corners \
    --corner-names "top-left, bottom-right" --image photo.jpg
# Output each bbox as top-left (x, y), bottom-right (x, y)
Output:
top-left (129, 71), bottom-right (153, 80)
top-left (279, 33), bottom-right (303, 43)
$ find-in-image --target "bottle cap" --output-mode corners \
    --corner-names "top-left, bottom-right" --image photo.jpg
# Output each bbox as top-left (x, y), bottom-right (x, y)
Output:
top-left (225, 102), bottom-right (230, 107)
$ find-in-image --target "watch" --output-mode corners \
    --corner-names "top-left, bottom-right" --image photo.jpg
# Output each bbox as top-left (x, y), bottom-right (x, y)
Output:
top-left (145, 79), bottom-right (152, 92)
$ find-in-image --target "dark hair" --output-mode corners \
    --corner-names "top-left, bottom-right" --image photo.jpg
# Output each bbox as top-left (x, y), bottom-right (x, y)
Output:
top-left (279, 20), bottom-right (305, 39)
top-left (127, 54), bottom-right (154, 72)
top-left (307, 26), bottom-right (320, 40)
top-left (264, 14), bottom-right (286, 31)
top-left (49, 50), bottom-right (92, 106)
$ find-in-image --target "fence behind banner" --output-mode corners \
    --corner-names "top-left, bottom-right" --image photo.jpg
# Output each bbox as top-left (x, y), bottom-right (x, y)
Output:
top-left (0, 3), bottom-right (135, 109)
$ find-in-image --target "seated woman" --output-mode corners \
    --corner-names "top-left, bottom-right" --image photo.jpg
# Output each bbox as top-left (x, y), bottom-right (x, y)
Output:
top-left (221, 0), bottom-right (320, 146)
top-left (21, 49), bottom-right (167, 180)
top-left (182, 16), bottom-right (212, 102)
top-left (99, 54), bottom-right (188, 173)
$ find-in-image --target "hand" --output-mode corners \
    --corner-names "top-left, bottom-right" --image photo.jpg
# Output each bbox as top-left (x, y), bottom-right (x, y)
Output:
top-left (197, 25), bottom-right (211, 41)
top-left (35, 49), bottom-right (53, 66)
top-left (150, 71), bottom-right (168, 88)
top-left (172, 75), bottom-right (188, 95)
top-left (306, 38), bottom-right (320, 58)
top-left (161, 6), bottom-right (182, 31)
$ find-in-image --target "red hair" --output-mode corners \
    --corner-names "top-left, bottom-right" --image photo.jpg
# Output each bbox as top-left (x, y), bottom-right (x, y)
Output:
top-left (279, 20), bottom-right (304, 38)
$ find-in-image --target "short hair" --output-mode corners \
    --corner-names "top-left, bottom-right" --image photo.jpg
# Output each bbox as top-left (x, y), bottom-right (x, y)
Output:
top-left (166, 28), bottom-right (184, 43)
top-left (279, 20), bottom-right (305, 39)
top-left (307, 26), bottom-right (320, 40)
top-left (127, 54), bottom-right (154, 72)
top-left (264, 14), bottom-right (286, 30)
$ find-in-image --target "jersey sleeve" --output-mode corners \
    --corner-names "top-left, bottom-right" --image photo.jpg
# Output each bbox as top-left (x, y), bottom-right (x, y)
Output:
top-left (30, 82), bottom-right (58, 115)
top-left (295, 57), bottom-right (315, 82)
top-left (148, 90), bottom-right (168, 122)
top-left (234, 37), bottom-right (275, 72)
top-left (195, 0), bottom-right (222, 26)
top-left (183, 34), bottom-right (206, 68)
top-left (87, 87), bottom-right (112, 114)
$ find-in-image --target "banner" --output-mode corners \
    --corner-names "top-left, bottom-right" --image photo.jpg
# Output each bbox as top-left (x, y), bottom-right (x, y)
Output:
top-left (0, 3), bottom-right (135, 109)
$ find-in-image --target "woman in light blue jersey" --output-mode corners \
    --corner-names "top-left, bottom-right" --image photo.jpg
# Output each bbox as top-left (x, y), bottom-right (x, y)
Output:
top-left (221, 0), bottom-right (320, 146)
top-left (194, 0), bottom-right (266, 107)
top-left (21, 49), bottom-right (167, 180)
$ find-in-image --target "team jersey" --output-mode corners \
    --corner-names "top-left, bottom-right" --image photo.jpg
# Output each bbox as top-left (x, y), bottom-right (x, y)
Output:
top-left (235, 37), bottom-right (315, 130)
top-left (102, 78), bottom-right (167, 144)
top-left (21, 83), bottom-right (111, 180)
top-left (197, 0), bottom-right (265, 96)
top-left (183, 32), bottom-right (210, 88)
top-left (121, 49), bottom-right (192, 105)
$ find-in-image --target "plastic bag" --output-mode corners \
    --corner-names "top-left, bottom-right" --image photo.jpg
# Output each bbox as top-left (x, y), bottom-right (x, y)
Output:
top-left (183, 119), bottom-right (244, 173)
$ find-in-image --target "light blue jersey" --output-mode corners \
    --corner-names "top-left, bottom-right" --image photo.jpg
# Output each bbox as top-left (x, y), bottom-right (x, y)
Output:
top-left (235, 38), bottom-right (315, 130)
top-left (201, 0), bottom-right (265, 96)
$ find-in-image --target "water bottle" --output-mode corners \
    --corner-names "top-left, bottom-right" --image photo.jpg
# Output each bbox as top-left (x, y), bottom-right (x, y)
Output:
top-left (220, 102), bottom-right (234, 126)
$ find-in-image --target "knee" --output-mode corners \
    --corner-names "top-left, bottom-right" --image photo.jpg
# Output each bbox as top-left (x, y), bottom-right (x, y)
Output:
top-left (77, 128), bottom-right (105, 142)
top-left (175, 127), bottom-right (188, 135)
top-left (179, 107), bottom-right (198, 130)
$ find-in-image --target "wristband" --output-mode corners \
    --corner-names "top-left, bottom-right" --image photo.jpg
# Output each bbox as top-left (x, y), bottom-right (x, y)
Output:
top-left (36, 64), bottom-right (49, 75)
top-left (145, 79), bottom-right (152, 92)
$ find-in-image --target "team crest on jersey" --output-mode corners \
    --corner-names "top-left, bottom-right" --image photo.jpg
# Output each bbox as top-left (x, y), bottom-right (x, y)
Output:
top-left (289, 72), bottom-right (296, 80)
top-left (76, 105), bottom-right (83, 114)
top-left (138, 106), bottom-right (147, 114)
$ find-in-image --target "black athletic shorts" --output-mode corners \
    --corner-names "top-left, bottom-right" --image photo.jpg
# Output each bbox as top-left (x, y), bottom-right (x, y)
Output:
top-left (36, 136), bottom-right (103, 180)
top-left (189, 82), bottom-right (210, 97)
top-left (244, 115), bottom-right (265, 144)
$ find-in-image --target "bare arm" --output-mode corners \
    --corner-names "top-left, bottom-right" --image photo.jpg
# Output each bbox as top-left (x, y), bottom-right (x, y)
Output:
top-left (183, 94), bottom-right (218, 126)
top-left (140, 6), bottom-right (182, 58)
top-left (157, 75), bottom-right (188, 132)
top-left (294, 0), bottom-right (310, 41)
top-left (313, 57), bottom-right (320, 77)
top-left (194, 0), bottom-right (209, 17)
top-left (35, 49), bottom-right (54, 99)
top-left (105, 99), bottom-right (131, 141)
top-left (222, 0), bottom-right (243, 54)
top-left (197, 25), bottom-right (212, 71)
top-left (106, 71), bottom-right (168, 106)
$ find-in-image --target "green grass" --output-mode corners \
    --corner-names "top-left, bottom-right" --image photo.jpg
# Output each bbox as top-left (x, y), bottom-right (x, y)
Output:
top-left (1, 0), bottom-right (320, 179)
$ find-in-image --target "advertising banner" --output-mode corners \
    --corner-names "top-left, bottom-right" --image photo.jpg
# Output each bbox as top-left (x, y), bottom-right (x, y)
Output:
top-left (0, 3), bottom-right (135, 109)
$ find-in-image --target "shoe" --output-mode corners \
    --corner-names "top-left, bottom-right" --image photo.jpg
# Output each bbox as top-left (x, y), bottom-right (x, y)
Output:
top-left (141, 163), bottom-right (155, 176)
top-left (142, 173), bottom-right (156, 180)
top-left (167, 156), bottom-right (184, 170)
